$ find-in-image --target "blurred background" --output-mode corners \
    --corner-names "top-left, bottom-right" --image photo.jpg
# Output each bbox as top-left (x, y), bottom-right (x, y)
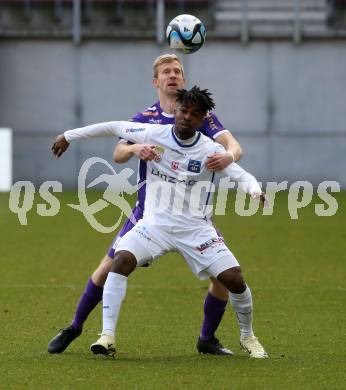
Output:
top-left (0, 0), bottom-right (345, 189)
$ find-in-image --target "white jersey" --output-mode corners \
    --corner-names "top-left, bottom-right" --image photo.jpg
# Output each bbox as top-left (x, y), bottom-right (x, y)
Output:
top-left (65, 121), bottom-right (261, 228)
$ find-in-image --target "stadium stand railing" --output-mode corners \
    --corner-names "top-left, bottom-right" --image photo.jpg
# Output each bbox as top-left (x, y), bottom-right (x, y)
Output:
top-left (326, 0), bottom-right (346, 27)
top-left (213, 0), bottom-right (346, 42)
top-left (0, 0), bottom-right (213, 40)
top-left (0, 1), bottom-right (345, 41)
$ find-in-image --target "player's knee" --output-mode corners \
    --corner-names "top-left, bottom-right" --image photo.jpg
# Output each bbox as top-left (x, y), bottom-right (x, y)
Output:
top-left (111, 250), bottom-right (137, 276)
top-left (217, 266), bottom-right (246, 294)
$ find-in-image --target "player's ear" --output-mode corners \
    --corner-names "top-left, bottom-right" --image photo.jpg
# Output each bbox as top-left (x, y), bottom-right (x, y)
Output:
top-left (152, 78), bottom-right (159, 88)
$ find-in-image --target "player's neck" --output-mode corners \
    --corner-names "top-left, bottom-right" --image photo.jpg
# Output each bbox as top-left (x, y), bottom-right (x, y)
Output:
top-left (173, 127), bottom-right (197, 142)
top-left (158, 93), bottom-right (176, 115)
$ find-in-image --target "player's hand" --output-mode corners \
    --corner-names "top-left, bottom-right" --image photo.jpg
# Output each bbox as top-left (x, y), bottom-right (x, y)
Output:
top-left (132, 144), bottom-right (158, 161)
top-left (206, 152), bottom-right (234, 171)
top-left (51, 134), bottom-right (70, 158)
top-left (251, 192), bottom-right (269, 208)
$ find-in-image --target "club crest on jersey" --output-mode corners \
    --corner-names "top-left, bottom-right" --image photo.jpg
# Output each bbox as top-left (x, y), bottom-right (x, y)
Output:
top-left (187, 159), bottom-right (201, 173)
top-left (171, 161), bottom-right (179, 170)
top-left (154, 145), bottom-right (165, 162)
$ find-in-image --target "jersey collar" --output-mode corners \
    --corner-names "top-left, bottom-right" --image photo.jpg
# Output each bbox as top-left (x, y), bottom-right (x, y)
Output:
top-left (156, 101), bottom-right (174, 118)
top-left (171, 127), bottom-right (201, 147)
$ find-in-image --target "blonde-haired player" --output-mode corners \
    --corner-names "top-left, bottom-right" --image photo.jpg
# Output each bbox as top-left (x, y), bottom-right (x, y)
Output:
top-left (48, 54), bottom-right (250, 357)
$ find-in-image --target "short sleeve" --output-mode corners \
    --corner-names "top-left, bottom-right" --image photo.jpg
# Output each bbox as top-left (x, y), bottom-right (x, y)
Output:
top-left (131, 111), bottom-right (147, 123)
top-left (198, 112), bottom-right (229, 140)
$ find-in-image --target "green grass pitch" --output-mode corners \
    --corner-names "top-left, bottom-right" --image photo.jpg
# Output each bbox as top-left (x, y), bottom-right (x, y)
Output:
top-left (0, 191), bottom-right (345, 389)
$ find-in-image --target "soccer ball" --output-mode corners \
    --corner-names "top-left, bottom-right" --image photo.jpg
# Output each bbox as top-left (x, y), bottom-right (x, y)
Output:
top-left (166, 14), bottom-right (206, 54)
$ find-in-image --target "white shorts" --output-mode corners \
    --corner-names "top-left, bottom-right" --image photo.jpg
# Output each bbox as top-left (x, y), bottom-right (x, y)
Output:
top-left (115, 219), bottom-right (239, 280)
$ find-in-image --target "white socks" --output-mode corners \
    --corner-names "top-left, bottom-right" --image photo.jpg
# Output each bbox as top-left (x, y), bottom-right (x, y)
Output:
top-left (101, 273), bottom-right (254, 340)
top-left (229, 285), bottom-right (254, 338)
top-left (102, 272), bottom-right (127, 337)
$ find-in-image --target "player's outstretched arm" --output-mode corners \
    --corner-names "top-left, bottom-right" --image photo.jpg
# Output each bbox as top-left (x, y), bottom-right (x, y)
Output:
top-left (222, 162), bottom-right (268, 207)
top-left (51, 134), bottom-right (69, 158)
top-left (206, 132), bottom-right (243, 171)
top-left (113, 141), bottom-right (158, 163)
top-left (52, 121), bottom-right (150, 159)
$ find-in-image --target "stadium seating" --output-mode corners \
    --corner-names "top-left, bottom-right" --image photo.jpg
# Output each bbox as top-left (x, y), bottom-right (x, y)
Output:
top-left (326, 0), bottom-right (346, 27)
top-left (213, 0), bottom-right (346, 40)
top-left (1, 1), bottom-right (346, 40)
top-left (0, 0), bottom-right (213, 38)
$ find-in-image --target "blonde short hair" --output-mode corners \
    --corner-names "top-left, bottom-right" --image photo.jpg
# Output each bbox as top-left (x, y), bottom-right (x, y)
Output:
top-left (152, 54), bottom-right (184, 78)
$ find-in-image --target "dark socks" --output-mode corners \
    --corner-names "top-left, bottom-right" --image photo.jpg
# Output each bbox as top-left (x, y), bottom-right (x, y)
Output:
top-left (200, 292), bottom-right (227, 341)
top-left (71, 278), bottom-right (103, 330)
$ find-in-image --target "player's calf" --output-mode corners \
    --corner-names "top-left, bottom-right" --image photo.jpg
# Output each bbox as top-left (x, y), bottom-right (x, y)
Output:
top-left (91, 254), bottom-right (114, 286)
top-left (209, 277), bottom-right (229, 301)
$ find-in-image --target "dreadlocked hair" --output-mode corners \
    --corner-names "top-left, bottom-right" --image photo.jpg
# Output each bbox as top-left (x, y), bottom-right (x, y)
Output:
top-left (175, 86), bottom-right (215, 113)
